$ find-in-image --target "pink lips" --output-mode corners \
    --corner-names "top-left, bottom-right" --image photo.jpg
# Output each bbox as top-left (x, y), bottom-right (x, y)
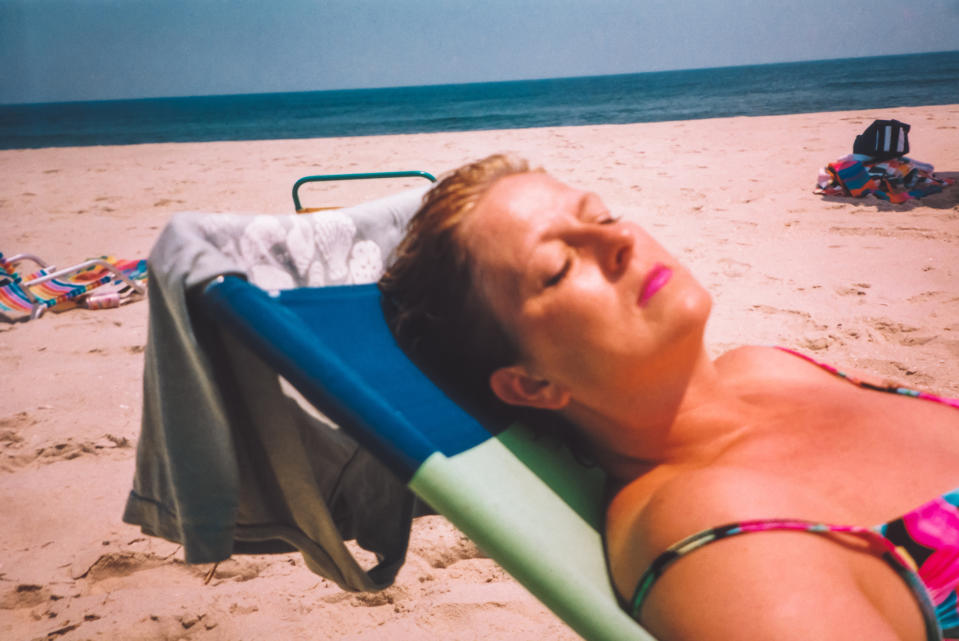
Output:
top-left (638, 264), bottom-right (672, 307)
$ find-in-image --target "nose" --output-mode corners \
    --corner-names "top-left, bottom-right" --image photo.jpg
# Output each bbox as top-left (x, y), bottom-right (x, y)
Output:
top-left (601, 225), bottom-right (634, 278)
top-left (578, 224), bottom-right (634, 279)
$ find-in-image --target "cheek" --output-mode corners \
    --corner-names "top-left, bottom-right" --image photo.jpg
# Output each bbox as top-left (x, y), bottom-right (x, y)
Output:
top-left (523, 287), bottom-right (613, 344)
top-left (521, 299), bottom-right (636, 377)
top-left (513, 305), bottom-right (588, 374)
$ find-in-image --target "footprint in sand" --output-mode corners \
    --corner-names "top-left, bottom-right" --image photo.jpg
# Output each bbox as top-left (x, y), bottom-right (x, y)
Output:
top-left (172, 612), bottom-right (218, 632)
top-left (346, 585), bottom-right (410, 608)
top-left (152, 198), bottom-right (187, 207)
top-left (197, 557), bottom-right (265, 585)
top-left (0, 410), bottom-right (38, 430)
top-left (791, 336), bottom-right (830, 351)
top-left (836, 282), bottom-right (871, 297)
top-left (717, 257), bottom-right (751, 278)
top-left (72, 551), bottom-right (172, 582)
top-left (2, 435), bottom-right (133, 470)
top-left (84, 612), bottom-right (219, 639)
top-left (857, 358), bottom-right (937, 389)
top-left (830, 225), bottom-right (885, 236)
top-left (868, 318), bottom-right (938, 346)
top-left (0, 412), bottom-right (36, 471)
top-left (907, 290), bottom-right (959, 305)
top-left (407, 517), bottom-right (485, 570)
top-left (0, 428), bottom-right (26, 470)
top-left (0, 583), bottom-right (56, 609)
top-left (0, 428), bottom-right (24, 446)
top-left (749, 305), bottom-right (836, 350)
top-left (749, 305), bottom-right (822, 326)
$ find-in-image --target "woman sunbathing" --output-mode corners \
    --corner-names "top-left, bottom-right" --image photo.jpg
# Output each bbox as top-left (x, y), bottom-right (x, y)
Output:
top-left (378, 154), bottom-right (959, 641)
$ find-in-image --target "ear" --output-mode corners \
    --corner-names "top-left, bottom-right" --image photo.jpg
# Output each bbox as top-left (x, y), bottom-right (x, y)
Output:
top-left (489, 365), bottom-right (571, 410)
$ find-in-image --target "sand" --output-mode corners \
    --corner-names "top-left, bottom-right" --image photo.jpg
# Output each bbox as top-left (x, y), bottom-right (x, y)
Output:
top-left (1, 105), bottom-right (958, 640)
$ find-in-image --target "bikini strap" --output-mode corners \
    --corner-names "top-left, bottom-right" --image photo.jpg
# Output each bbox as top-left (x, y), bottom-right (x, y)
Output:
top-left (628, 518), bottom-right (936, 629)
top-left (775, 346), bottom-right (959, 409)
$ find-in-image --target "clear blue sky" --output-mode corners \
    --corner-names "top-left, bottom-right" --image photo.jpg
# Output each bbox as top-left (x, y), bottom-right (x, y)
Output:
top-left (2, 0), bottom-right (958, 104)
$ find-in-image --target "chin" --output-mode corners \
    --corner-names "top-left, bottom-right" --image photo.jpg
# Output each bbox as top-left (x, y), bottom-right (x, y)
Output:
top-left (663, 277), bottom-right (713, 344)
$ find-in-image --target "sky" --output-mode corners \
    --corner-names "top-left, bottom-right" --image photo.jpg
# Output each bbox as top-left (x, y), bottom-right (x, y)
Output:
top-left (2, 0), bottom-right (958, 105)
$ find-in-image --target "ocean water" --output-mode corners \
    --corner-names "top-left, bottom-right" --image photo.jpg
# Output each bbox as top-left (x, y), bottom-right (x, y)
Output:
top-left (2, 51), bottom-right (958, 150)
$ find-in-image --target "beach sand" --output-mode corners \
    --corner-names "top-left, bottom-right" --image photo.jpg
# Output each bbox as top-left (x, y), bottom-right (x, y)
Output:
top-left (2, 105), bottom-right (958, 640)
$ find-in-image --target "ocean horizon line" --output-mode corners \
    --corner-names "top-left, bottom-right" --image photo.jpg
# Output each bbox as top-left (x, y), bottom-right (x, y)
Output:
top-left (3, 50), bottom-right (958, 150)
top-left (5, 49), bottom-right (957, 109)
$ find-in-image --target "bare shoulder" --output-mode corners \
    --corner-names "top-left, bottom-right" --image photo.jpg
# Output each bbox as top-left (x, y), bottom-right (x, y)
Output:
top-left (607, 466), bottom-right (924, 640)
top-left (714, 344), bottom-right (817, 379)
top-left (717, 344), bottom-right (901, 389)
top-left (606, 464), bottom-right (832, 598)
top-left (713, 344), bottom-right (779, 367)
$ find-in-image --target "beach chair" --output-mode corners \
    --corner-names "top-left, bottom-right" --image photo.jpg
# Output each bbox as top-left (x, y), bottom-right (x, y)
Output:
top-left (198, 278), bottom-right (653, 641)
top-left (186, 172), bottom-right (655, 641)
top-left (0, 252), bottom-right (147, 321)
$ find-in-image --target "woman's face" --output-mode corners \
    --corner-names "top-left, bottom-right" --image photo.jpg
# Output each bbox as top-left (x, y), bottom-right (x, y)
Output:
top-left (461, 172), bottom-right (712, 410)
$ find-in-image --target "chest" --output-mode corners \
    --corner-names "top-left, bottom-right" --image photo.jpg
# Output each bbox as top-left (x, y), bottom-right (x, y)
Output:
top-left (718, 384), bottom-right (959, 524)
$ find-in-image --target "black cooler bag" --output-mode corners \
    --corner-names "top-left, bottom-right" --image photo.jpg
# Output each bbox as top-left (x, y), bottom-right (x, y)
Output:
top-left (853, 119), bottom-right (910, 160)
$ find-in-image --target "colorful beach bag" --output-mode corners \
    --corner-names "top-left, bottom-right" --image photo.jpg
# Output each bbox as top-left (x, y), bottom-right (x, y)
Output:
top-left (853, 119), bottom-right (910, 160)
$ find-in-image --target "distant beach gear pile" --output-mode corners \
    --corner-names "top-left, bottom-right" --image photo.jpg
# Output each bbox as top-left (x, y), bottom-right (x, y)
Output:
top-left (816, 118), bottom-right (954, 203)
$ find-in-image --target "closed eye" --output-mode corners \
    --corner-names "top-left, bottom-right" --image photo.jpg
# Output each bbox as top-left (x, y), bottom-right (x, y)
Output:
top-left (544, 257), bottom-right (571, 287)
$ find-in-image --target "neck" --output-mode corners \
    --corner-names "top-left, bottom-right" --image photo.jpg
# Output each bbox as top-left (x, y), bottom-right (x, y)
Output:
top-left (562, 344), bottom-right (749, 483)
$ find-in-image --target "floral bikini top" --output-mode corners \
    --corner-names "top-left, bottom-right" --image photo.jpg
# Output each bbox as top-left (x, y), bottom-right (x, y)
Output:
top-left (628, 348), bottom-right (959, 640)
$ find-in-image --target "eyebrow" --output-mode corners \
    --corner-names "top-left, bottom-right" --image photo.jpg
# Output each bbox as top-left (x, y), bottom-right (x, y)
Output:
top-left (575, 193), bottom-right (591, 219)
top-left (533, 191), bottom-right (596, 247)
top-left (575, 191), bottom-right (604, 220)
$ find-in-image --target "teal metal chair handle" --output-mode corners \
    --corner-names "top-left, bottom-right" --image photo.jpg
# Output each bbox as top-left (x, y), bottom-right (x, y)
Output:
top-left (292, 171), bottom-right (437, 212)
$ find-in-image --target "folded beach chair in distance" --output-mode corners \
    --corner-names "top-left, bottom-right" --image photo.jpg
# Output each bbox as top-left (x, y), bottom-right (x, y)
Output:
top-left (0, 251), bottom-right (147, 321)
top-left (292, 170), bottom-right (437, 213)
top-left (192, 171), bottom-right (656, 641)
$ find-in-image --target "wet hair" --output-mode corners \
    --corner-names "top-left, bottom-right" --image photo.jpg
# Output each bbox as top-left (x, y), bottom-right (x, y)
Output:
top-left (379, 154), bottom-right (531, 424)
top-left (379, 154), bottom-right (594, 459)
